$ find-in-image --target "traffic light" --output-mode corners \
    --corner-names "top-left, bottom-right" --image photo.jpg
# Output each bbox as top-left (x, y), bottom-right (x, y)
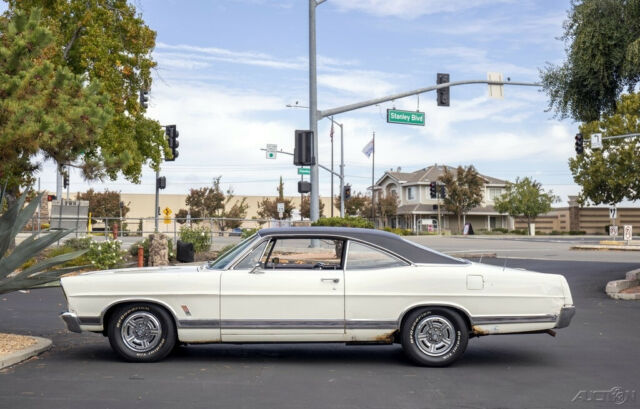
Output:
top-left (63, 174), bottom-right (69, 189)
top-left (298, 181), bottom-right (311, 194)
top-left (165, 125), bottom-right (179, 161)
top-left (440, 184), bottom-right (446, 199)
top-left (294, 130), bottom-right (315, 166)
top-left (429, 182), bottom-right (437, 198)
top-left (437, 73), bottom-right (450, 107)
top-left (575, 133), bottom-right (584, 154)
top-left (156, 176), bottom-right (166, 190)
top-left (343, 184), bottom-right (351, 200)
top-left (47, 195), bottom-right (56, 202)
top-left (139, 89), bottom-right (149, 109)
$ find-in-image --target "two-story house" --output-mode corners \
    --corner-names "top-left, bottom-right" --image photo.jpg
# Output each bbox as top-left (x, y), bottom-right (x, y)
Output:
top-left (374, 164), bottom-right (513, 233)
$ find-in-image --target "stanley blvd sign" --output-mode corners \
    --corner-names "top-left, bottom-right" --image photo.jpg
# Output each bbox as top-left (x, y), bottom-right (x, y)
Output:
top-left (387, 109), bottom-right (425, 126)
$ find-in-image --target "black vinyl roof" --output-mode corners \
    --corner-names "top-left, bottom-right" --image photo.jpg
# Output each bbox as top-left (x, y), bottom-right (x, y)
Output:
top-left (257, 227), bottom-right (466, 265)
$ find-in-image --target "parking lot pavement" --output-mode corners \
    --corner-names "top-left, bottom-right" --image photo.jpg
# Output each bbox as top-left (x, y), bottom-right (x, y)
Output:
top-left (1, 258), bottom-right (639, 409)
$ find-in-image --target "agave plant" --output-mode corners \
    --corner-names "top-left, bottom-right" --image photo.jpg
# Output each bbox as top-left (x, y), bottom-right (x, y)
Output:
top-left (0, 187), bottom-right (86, 294)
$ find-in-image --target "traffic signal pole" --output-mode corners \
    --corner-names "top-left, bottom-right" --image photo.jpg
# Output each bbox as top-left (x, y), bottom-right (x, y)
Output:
top-left (154, 168), bottom-right (159, 232)
top-left (308, 0), bottom-right (324, 223)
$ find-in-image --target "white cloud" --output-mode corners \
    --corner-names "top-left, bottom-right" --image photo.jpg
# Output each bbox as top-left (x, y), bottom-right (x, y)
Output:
top-left (417, 46), bottom-right (538, 77)
top-left (318, 70), bottom-right (398, 96)
top-left (333, 0), bottom-right (514, 19)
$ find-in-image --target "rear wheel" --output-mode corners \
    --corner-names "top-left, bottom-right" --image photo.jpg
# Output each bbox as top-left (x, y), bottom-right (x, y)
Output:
top-left (401, 308), bottom-right (468, 367)
top-left (107, 303), bottom-right (176, 362)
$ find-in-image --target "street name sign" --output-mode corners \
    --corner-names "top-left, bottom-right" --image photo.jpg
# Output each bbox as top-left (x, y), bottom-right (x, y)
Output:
top-left (297, 167), bottom-right (310, 175)
top-left (386, 109), bottom-right (425, 126)
top-left (266, 144), bottom-right (277, 159)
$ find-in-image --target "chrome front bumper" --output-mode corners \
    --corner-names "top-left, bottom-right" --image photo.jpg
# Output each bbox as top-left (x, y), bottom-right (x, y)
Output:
top-left (60, 312), bottom-right (82, 333)
top-left (555, 306), bottom-right (576, 329)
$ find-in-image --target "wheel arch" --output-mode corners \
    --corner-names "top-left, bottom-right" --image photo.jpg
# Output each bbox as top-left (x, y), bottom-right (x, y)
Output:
top-left (397, 303), bottom-right (473, 333)
top-left (101, 298), bottom-right (179, 335)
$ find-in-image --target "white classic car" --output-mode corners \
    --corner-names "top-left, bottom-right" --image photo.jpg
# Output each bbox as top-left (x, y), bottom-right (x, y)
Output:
top-left (60, 227), bottom-right (575, 366)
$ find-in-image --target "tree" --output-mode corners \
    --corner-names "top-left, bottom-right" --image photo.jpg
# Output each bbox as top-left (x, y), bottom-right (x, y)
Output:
top-left (376, 192), bottom-right (399, 227)
top-left (438, 166), bottom-right (484, 233)
top-left (300, 195), bottom-right (325, 219)
top-left (5, 0), bottom-right (168, 184)
top-left (0, 9), bottom-right (111, 198)
top-left (569, 93), bottom-right (640, 205)
top-left (182, 176), bottom-right (248, 229)
top-left (540, 0), bottom-right (640, 122)
top-left (334, 192), bottom-right (370, 218)
top-left (494, 177), bottom-right (558, 234)
top-left (257, 177), bottom-right (295, 220)
top-left (76, 189), bottom-right (129, 228)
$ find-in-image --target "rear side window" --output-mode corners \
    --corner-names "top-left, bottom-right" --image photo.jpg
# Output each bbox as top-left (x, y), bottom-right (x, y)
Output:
top-left (346, 241), bottom-right (408, 270)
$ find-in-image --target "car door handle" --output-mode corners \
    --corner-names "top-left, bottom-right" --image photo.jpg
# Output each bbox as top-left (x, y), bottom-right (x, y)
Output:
top-left (321, 278), bottom-right (340, 283)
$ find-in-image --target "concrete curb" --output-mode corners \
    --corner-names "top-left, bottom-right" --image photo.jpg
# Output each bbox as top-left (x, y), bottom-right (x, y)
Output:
top-left (606, 268), bottom-right (640, 300)
top-left (0, 336), bottom-right (52, 369)
top-left (571, 244), bottom-right (640, 251)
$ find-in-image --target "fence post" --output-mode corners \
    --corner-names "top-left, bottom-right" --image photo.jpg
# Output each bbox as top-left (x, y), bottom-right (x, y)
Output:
top-left (173, 217), bottom-right (177, 248)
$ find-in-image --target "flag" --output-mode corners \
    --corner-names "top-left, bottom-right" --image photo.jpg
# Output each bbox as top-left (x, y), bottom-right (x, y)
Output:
top-left (329, 121), bottom-right (334, 142)
top-left (362, 138), bottom-right (374, 158)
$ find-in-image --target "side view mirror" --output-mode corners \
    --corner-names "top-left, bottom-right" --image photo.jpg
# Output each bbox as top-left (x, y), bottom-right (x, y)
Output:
top-left (249, 262), bottom-right (264, 274)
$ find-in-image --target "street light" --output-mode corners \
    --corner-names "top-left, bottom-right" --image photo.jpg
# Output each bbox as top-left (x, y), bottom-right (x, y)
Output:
top-left (286, 103), bottom-right (345, 217)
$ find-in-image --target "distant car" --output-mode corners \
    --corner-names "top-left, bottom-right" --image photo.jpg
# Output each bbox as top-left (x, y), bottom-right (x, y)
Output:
top-left (60, 227), bottom-right (575, 366)
top-left (229, 227), bottom-right (243, 236)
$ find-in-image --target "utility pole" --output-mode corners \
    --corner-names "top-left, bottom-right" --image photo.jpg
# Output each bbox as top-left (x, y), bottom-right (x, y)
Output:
top-left (308, 0), bottom-right (322, 222)
top-left (437, 184), bottom-right (442, 235)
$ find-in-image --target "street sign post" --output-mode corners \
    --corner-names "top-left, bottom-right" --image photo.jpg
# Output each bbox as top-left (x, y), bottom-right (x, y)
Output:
top-left (277, 202), bottom-right (284, 219)
top-left (297, 167), bottom-right (310, 175)
top-left (386, 109), bottom-right (425, 126)
top-left (266, 144), bottom-right (277, 159)
top-left (624, 225), bottom-right (633, 243)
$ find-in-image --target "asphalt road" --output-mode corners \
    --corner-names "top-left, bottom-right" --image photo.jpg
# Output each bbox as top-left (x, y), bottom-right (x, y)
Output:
top-left (1, 258), bottom-right (639, 409)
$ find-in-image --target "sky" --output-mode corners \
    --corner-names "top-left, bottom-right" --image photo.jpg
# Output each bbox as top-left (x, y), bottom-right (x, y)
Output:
top-left (10, 0), bottom-right (588, 205)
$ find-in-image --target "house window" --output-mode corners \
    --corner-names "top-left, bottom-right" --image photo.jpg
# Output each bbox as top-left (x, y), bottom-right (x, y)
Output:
top-left (488, 188), bottom-right (503, 200)
top-left (407, 187), bottom-right (415, 200)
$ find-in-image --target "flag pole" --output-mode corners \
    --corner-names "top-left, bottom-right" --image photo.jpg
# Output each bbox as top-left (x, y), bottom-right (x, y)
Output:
top-left (371, 131), bottom-right (375, 226)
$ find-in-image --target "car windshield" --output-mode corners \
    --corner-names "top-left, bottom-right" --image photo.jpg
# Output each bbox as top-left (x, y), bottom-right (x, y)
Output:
top-left (207, 234), bottom-right (258, 270)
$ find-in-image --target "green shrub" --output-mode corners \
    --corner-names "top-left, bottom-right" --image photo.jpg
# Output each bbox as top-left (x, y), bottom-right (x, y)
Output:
top-left (381, 227), bottom-right (413, 236)
top-left (179, 225), bottom-right (211, 253)
top-left (65, 237), bottom-right (93, 250)
top-left (509, 229), bottom-right (527, 235)
top-left (87, 240), bottom-right (125, 270)
top-left (492, 227), bottom-right (508, 233)
top-left (569, 230), bottom-right (586, 235)
top-left (312, 216), bottom-right (374, 229)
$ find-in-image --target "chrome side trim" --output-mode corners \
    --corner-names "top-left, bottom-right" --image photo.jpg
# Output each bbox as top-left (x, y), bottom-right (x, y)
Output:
top-left (471, 314), bottom-right (558, 325)
top-left (175, 319), bottom-right (398, 330)
top-left (178, 319), bottom-right (221, 328)
top-left (78, 316), bottom-right (101, 325)
top-left (554, 306), bottom-right (576, 329)
top-left (60, 312), bottom-right (82, 333)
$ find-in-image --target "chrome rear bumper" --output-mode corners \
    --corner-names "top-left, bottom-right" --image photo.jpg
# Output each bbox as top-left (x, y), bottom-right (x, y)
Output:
top-left (60, 312), bottom-right (82, 333)
top-left (555, 306), bottom-right (576, 329)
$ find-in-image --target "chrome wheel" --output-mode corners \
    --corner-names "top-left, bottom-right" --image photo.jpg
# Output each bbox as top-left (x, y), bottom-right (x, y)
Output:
top-left (120, 311), bottom-right (162, 353)
top-left (414, 315), bottom-right (455, 357)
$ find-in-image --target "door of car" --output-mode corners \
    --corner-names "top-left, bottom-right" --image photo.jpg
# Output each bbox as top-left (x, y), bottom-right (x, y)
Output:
top-left (220, 236), bottom-right (346, 339)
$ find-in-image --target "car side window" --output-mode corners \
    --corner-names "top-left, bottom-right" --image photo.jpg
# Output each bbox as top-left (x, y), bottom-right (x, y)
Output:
top-left (234, 240), bottom-right (270, 270)
top-left (346, 241), bottom-right (408, 270)
top-left (264, 238), bottom-right (344, 270)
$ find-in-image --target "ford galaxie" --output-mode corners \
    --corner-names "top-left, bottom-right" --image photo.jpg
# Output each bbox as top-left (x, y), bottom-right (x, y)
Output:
top-left (60, 227), bottom-right (575, 366)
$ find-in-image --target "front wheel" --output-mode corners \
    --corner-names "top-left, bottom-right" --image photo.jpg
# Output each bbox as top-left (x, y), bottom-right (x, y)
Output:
top-left (108, 303), bottom-right (176, 362)
top-left (401, 308), bottom-right (468, 367)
